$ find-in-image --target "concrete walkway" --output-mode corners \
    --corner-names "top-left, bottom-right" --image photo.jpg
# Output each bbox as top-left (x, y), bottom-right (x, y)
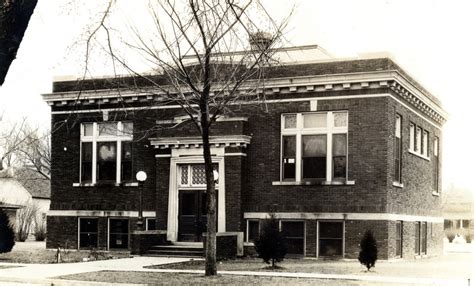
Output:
top-left (0, 256), bottom-right (470, 286)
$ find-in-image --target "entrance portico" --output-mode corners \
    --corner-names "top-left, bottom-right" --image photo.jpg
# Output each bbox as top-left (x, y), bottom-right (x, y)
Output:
top-left (149, 135), bottom-right (250, 242)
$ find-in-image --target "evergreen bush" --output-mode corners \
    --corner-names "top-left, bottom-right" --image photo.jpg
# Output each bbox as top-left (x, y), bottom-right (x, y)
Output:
top-left (254, 214), bottom-right (287, 268)
top-left (358, 230), bottom-right (378, 271)
top-left (0, 209), bottom-right (15, 253)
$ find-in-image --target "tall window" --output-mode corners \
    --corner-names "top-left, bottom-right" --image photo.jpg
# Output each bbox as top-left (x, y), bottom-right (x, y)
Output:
top-left (396, 221), bottom-right (403, 257)
top-left (80, 122), bottom-right (133, 184)
top-left (433, 137), bottom-right (439, 193)
top-left (421, 222), bottom-right (427, 255)
top-left (394, 115), bottom-right (402, 183)
top-left (415, 222), bottom-right (421, 255)
top-left (281, 111), bottom-right (348, 182)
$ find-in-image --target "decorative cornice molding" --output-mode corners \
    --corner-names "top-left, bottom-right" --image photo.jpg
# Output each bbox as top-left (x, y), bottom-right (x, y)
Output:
top-left (149, 135), bottom-right (251, 149)
top-left (42, 70), bottom-right (447, 125)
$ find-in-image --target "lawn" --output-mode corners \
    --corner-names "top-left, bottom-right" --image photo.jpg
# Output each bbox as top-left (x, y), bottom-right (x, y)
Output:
top-left (147, 254), bottom-right (474, 280)
top-left (59, 270), bottom-right (404, 285)
top-left (0, 241), bottom-right (130, 264)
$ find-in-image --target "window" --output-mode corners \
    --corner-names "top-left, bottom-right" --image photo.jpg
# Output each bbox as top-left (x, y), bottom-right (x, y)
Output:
top-left (281, 112), bottom-right (348, 182)
top-left (282, 221), bottom-right (305, 256)
top-left (433, 137), bottom-right (439, 193)
top-left (109, 218), bottom-right (129, 249)
top-left (462, 220), bottom-right (470, 229)
top-left (246, 220), bottom-right (260, 243)
top-left (79, 218), bottom-right (98, 249)
top-left (318, 221), bottom-right (343, 257)
top-left (415, 222), bottom-right (421, 255)
top-left (421, 222), bottom-right (427, 255)
top-left (178, 164), bottom-right (218, 187)
top-left (396, 221), bottom-right (403, 257)
top-left (146, 218), bottom-right (156, 231)
top-left (409, 122), bottom-right (429, 158)
top-left (80, 122), bottom-right (133, 184)
top-left (394, 115), bottom-right (402, 183)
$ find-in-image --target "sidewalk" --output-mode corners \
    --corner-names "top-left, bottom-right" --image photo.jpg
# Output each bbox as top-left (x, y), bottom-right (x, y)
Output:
top-left (0, 255), bottom-right (471, 286)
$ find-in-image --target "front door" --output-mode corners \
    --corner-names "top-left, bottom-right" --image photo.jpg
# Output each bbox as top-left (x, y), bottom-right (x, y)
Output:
top-left (178, 190), bottom-right (207, 242)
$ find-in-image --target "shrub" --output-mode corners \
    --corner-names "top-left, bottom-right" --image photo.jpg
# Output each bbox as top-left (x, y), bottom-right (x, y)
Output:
top-left (445, 228), bottom-right (456, 243)
top-left (16, 203), bottom-right (38, 241)
top-left (34, 215), bottom-right (47, 241)
top-left (358, 230), bottom-right (378, 271)
top-left (254, 214), bottom-right (287, 268)
top-left (0, 209), bottom-right (15, 253)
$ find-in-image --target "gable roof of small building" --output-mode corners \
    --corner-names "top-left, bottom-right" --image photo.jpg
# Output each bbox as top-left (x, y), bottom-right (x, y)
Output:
top-left (0, 168), bottom-right (50, 200)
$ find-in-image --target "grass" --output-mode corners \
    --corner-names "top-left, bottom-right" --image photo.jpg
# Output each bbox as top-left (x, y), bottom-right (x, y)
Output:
top-left (146, 254), bottom-right (474, 280)
top-left (58, 270), bottom-right (404, 285)
top-left (0, 241), bottom-right (130, 264)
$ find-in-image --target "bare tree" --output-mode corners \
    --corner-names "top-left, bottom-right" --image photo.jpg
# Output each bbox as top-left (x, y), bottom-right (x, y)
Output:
top-left (0, 117), bottom-right (29, 170)
top-left (81, 0), bottom-right (289, 276)
top-left (17, 126), bottom-right (51, 180)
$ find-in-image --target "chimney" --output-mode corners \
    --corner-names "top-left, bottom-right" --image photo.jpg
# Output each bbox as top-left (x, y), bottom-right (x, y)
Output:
top-left (249, 31), bottom-right (273, 51)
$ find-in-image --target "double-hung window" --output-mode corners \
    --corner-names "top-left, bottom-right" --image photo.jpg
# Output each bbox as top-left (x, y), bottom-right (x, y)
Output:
top-left (409, 123), bottom-right (429, 158)
top-left (394, 114), bottom-right (402, 183)
top-left (281, 111), bottom-right (348, 182)
top-left (80, 122), bottom-right (133, 184)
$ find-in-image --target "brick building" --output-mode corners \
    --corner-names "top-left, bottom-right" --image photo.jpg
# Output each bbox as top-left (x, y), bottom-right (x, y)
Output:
top-left (43, 45), bottom-right (446, 259)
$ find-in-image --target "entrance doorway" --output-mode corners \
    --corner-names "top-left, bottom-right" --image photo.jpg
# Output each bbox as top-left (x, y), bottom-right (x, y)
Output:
top-left (178, 190), bottom-right (207, 242)
top-left (176, 164), bottom-right (217, 242)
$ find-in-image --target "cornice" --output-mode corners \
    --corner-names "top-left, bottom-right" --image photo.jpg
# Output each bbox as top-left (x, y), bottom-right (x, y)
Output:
top-left (149, 135), bottom-right (251, 149)
top-left (42, 70), bottom-right (447, 125)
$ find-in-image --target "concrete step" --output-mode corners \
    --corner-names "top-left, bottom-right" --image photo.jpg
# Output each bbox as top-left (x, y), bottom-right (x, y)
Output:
top-left (145, 243), bottom-right (204, 257)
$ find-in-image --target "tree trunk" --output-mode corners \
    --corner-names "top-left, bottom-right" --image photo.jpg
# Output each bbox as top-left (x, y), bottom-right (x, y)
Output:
top-left (202, 47), bottom-right (217, 276)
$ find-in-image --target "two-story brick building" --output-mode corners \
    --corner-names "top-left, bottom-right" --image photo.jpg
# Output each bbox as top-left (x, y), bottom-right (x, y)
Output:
top-left (43, 45), bottom-right (446, 259)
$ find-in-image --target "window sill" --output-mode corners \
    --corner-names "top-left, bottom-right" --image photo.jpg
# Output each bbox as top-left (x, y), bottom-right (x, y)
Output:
top-left (432, 191), bottom-right (440, 197)
top-left (72, 182), bottom-right (139, 187)
top-left (272, 180), bottom-right (355, 186)
top-left (244, 242), bottom-right (255, 246)
top-left (392, 182), bottom-right (404, 188)
top-left (408, 150), bottom-right (430, 161)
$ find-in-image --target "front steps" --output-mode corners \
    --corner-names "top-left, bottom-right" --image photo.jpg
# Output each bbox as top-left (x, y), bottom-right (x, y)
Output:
top-left (145, 242), bottom-right (204, 257)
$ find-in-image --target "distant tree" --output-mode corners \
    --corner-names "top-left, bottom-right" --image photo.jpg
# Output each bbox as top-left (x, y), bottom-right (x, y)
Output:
top-left (255, 214), bottom-right (287, 268)
top-left (0, 208), bottom-right (15, 253)
top-left (16, 202), bottom-right (38, 242)
top-left (358, 230), bottom-right (378, 271)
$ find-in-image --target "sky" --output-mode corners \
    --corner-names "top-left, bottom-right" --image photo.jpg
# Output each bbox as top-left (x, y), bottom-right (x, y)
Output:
top-left (0, 0), bottom-right (472, 190)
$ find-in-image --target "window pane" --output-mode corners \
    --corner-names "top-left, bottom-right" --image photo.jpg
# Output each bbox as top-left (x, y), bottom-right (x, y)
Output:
top-left (121, 141), bottom-right (132, 182)
top-left (409, 124), bottom-right (415, 150)
top-left (415, 127), bottom-right (422, 152)
top-left (396, 221), bottom-right (402, 257)
top-left (333, 134), bottom-right (347, 179)
top-left (333, 112), bottom-right (348, 127)
top-left (180, 165), bottom-right (189, 185)
top-left (99, 122), bottom-right (118, 136)
top-left (282, 136), bottom-right (296, 180)
top-left (81, 142), bottom-right (92, 182)
top-left (180, 193), bottom-right (196, 215)
top-left (395, 115), bottom-right (401, 138)
top-left (423, 131), bottom-right (429, 156)
top-left (248, 220), bottom-right (259, 243)
top-left (191, 165), bottom-right (206, 185)
top-left (97, 142), bottom-right (117, 181)
top-left (434, 138), bottom-right (439, 156)
top-left (319, 222), bottom-right (343, 238)
top-left (284, 114), bottom-right (297, 129)
top-left (302, 135), bottom-right (326, 179)
top-left (83, 123), bottom-right (94, 137)
top-left (421, 222), bottom-right (427, 254)
top-left (303, 113), bottom-right (327, 128)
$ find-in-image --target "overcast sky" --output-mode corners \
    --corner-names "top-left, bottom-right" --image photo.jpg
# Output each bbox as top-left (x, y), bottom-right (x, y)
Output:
top-left (0, 0), bottom-right (472, 190)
